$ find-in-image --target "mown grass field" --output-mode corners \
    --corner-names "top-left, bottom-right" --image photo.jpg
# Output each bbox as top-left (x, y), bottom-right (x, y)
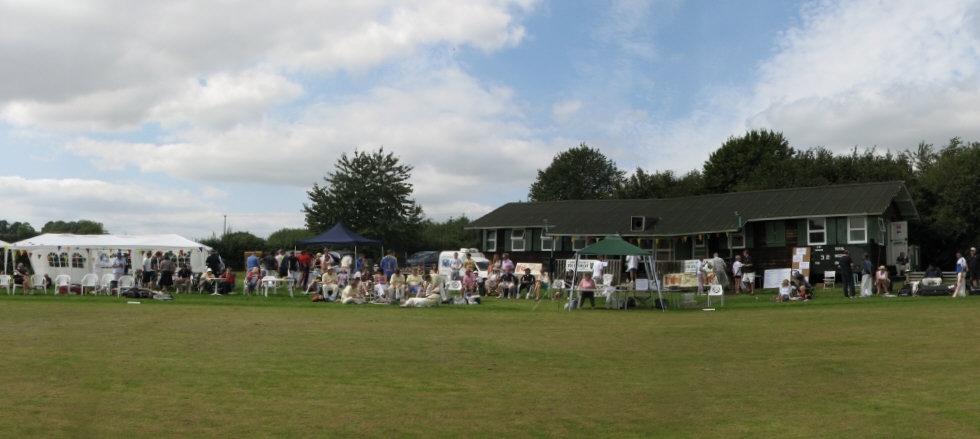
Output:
top-left (1, 288), bottom-right (979, 438)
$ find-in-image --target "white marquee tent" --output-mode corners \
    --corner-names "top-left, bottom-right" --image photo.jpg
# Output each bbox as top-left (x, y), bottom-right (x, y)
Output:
top-left (7, 234), bottom-right (211, 283)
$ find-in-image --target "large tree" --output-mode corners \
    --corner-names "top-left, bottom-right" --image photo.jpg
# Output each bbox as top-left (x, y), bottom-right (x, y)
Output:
top-left (41, 219), bottom-right (107, 234)
top-left (701, 129), bottom-right (795, 193)
top-left (528, 143), bottom-right (625, 201)
top-left (303, 147), bottom-right (423, 251)
top-left (907, 138), bottom-right (980, 264)
top-left (618, 168), bottom-right (704, 199)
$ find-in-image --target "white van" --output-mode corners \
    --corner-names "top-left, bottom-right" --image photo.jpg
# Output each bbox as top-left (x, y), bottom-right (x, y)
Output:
top-left (438, 250), bottom-right (489, 288)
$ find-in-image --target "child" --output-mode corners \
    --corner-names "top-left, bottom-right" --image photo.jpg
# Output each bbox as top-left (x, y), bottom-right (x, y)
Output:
top-left (776, 279), bottom-right (792, 302)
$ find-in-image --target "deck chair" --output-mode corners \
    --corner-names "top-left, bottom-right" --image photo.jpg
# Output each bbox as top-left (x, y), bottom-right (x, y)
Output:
top-left (823, 271), bottom-right (836, 289)
top-left (706, 284), bottom-right (724, 307)
top-left (80, 273), bottom-right (100, 295)
top-left (54, 274), bottom-right (72, 295)
top-left (633, 278), bottom-right (653, 308)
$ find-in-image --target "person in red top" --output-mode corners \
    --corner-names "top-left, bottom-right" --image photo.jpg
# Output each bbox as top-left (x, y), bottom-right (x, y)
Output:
top-left (245, 267), bottom-right (262, 296)
top-left (216, 267), bottom-right (236, 295)
top-left (295, 250), bottom-right (312, 290)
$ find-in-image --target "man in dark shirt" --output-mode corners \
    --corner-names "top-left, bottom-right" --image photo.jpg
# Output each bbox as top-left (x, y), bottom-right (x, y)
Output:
top-left (517, 268), bottom-right (536, 299)
top-left (837, 250), bottom-right (855, 298)
top-left (741, 250), bottom-right (756, 295)
top-left (498, 271), bottom-right (518, 298)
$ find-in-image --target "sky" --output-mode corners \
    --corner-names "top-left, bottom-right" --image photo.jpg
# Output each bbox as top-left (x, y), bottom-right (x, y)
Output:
top-left (2, 0), bottom-right (980, 241)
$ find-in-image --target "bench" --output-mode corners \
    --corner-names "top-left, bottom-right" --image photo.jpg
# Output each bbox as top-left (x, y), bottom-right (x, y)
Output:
top-left (905, 271), bottom-right (959, 296)
top-left (905, 271), bottom-right (957, 285)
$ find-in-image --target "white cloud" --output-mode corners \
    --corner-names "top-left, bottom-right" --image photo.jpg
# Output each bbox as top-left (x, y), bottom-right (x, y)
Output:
top-left (748, 0), bottom-right (980, 150)
top-left (551, 100), bottom-right (582, 121)
top-left (0, 175), bottom-right (265, 238)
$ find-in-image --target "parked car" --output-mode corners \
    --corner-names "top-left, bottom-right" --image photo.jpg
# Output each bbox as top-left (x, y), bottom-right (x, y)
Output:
top-left (406, 251), bottom-right (440, 269)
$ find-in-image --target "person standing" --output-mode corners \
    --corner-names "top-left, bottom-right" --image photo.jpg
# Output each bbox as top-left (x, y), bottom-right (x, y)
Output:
top-left (710, 252), bottom-right (729, 288)
top-left (500, 253), bottom-right (515, 274)
top-left (157, 254), bottom-right (174, 292)
top-left (449, 252), bottom-right (463, 281)
top-left (954, 251), bottom-right (968, 298)
top-left (112, 252), bottom-right (127, 281)
top-left (860, 254), bottom-right (875, 297)
top-left (837, 250), bottom-right (855, 298)
top-left (741, 250), bottom-right (755, 295)
top-left (591, 255), bottom-right (608, 282)
top-left (380, 250), bottom-right (398, 280)
top-left (696, 257), bottom-right (708, 295)
top-left (732, 255), bottom-right (743, 295)
top-left (967, 247), bottom-right (979, 289)
top-left (142, 251), bottom-right (156, 288)
top-left (625, 254), bottom-right (639, 284)
top-left (246, 252), bottom-right (260, 274)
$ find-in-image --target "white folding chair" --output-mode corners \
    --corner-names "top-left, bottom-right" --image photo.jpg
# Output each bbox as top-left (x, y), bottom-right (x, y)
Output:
top-left (823, 271), bottom-right (836, 289)
top-left (54, 275), bottom-right (72, 295)
top-left (601, 273), bottom-right (614, 287)
top-left (707, 284), bottom-right (724, 307)
top-left (80, 273), bottom-right (100, 295)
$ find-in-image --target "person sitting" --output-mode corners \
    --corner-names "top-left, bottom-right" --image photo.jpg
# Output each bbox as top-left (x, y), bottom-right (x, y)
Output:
top-left (532, 271), bottom-right (550, 301)
top-left (174, 264), bottom-right (193, 294)
top-left (518, 268), bottom-right (535, 299)
top-left (577, 272), bottom-right (597, 309)
top-left (922, 263), bottom-right (943, 286)
top-left (790, 270), bottom-right (811, 301)
top-left (875, 265), bottom-right (890, 296)
top-left (895, 252), bottom-right (909, 279)
top-left (388, 269), bottom-right (406, 301)
top-left (485, 268), bottom-right (501, 296)
top-left (245, 267), bottom-right (262, 296)
top-left (216, 267), bottom-right (236, 295)
top-left (320, 267), bottom-right (340, 300)
top-left (13, 263), bottom-right (33, 291)
top-left (304, 278), bottom-right (321, 295)
top-left (405, 268), bottom-right (424, 297)
top-left (498, 271), bottom-right (518, 298)
top-left (401, 275), bottom-right (441, 308)
top-left (337, 267), bottom-right (349, 288)
top-left (461, 268), bottom-right (478, 295)
top-left (776, 279), bottom-right (792, 302)
top-left (199, 268), bottom-right (216, 293)
top-left (372, 268), bottom-right (389, 301)
top-left (340, 278), bottom-right (365, 304)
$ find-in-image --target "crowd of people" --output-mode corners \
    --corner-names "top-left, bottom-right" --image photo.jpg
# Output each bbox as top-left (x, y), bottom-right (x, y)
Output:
top-left (235, 248), bottom-right (485, 306)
